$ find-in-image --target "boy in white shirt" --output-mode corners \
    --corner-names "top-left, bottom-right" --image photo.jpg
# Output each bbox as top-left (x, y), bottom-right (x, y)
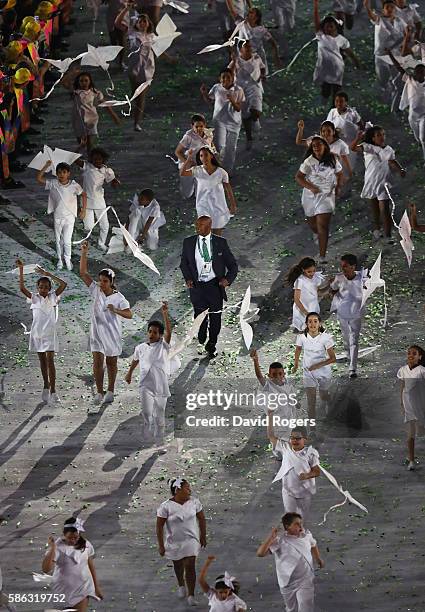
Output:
top-left (126, 188), bottom-right (166, 250)
top-left (267, 409), bottom-right (320, 525)
top-left (200, 68), bottom-right (245, 172)
top-left (37, 161), bottom-right (87, 271)
top-left (125, 301), bottom-right (172, 443)
top-left (330, 253), bottom-right (365, 378)
top-left (76, 147), bottom-right (119, 252)
top-left (257, 513), bottom-right (324, 612)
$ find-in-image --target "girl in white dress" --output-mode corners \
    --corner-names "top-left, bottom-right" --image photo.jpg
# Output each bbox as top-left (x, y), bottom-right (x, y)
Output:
top-left (180, 147), bottom-right (237, 235)
top-left (229, 40), bottom-right (266, 149)
top-left (296, 119), bottom-right (352, 179)
top-left (295, 137), bottom-right (344, 264)
top-left (313, 0), bottom-right (360, 106)
top-left (157, 478), bottom-right (207, 607)
top-left (351, 125), bottom-right (406, 242)
top-left (69, 72), bottom-right (120, 154)
top-left (115, 7), bottom-right (155, 131)
top-left (175, 114), bottom-right (216, 198)
top-left (79, 242), bottom-right (132, 406)
top-left (284, 257), bottom-right (327, 332)
top-left (199, 556), bottom-right (247, 612)
top-left (327, 91), bottom-right (364, 170)
top-left (293, 312), bottom-right (336, 419)
top-left (397, 345), bottom-right (425, 471)
top-left (257, 513), bottom-right (324, 612)
top-left (42, 518), bottom-right (103, 612)
top-left (233, 8), bottom-right (281, 75)
top-left (16, 260), bottom-right (67, 406)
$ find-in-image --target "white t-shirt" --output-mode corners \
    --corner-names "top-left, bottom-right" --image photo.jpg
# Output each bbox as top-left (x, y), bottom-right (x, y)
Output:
top-left (296, 332), bottom-right (334, 374)
top-left (396, 4), bottom-right (421, 28)
top-left (330, 271), bottom-right (364, 319)
top-left (88, 282), bottom-right (130, 357)
top-left (45, 179), bottom-right (83, 218)
top-left (269, 530), bottom-right (316, 589)
top-left (206, 589), bottom-right (247, 611)
top-left (400, 74), bottom-right (425, 116)
top-left (179, 128), bottom-right (215, 159)
top-left (299, 156), bottom-right (343, 193)
top-left (82, 162), bottom-right (115, 209)
top-left (129, 198), bottom-right (165, 230)
top-left (133, 338), bottom-right (171, 397)
top-left (327, 107), bottom-right (362, 143)
top-left (373, 16), bottom-right (405, 56)
top-left (156, 498), bottom-right (203, 558)
top-left (397, 364), bottom-right (425, 423)
top-left (209, 83), bottom-right (245, 128)
top-left (275, 439), bottom-right (320, 497)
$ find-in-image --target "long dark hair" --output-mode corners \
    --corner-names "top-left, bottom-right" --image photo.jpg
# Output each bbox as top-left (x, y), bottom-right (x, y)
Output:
top-left (320, 120), bottom-right (342, 141)
top-left (285, 257), bottom-right (316, 286)
top-left (305, 136), bottom-right (337, 168)
top-left (98, 268), bottom-right (117, 291)
top-left (408, 345), bottom-right (425, 362)
top-left (303, 312), bottom-right (325, 336)
top-left (63, 518), bottom-right (86, 551)
top-left (73, 70), bottom-right (98, 92)
top-left (363, 125), bottom-right (384, 145)
top-left (195, 147), bottom-right (221, 167)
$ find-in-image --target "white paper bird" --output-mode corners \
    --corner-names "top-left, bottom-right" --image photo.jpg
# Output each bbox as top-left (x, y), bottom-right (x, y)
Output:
top-left (198, 23), bottom-right (244, 55)
top-left (398, 210), bottom-right (414, 268)
top-left (98, 80), bottom-right (152, 116)
top-left (28, 145), bottom-right (81, 175)
top-left (31, 53), bottom-right (86, 101)
top-left (6, 263), bottom-right (41, 275)
top-left (80, 44), bottom-right (123, 91)
top-left (163, 0), bottom-right (189, 12)
top-left (169, 309), bottom-right (209, 359)
top-left (361, 252), bottom-right (385, 308)
top-left (239, 286), bottom-right (257, 350)
top-left (32, 572), bottom-right (54, 583)
top-left (152, 14), bottom-right (181, 57)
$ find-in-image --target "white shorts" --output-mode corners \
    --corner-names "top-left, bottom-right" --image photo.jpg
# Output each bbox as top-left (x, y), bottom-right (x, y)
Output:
top-left (303, 370), bottom-right (331, 390)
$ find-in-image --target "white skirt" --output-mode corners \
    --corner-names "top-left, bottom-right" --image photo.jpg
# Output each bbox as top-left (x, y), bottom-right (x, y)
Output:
top-left (301, 189), bottom-right (335, 217)
top-left (303, 367), bottom-right (332, 389)
top-left (29, 331), bottom-right (58, 353)
top-left (164, 539), bottom-right (201, 561)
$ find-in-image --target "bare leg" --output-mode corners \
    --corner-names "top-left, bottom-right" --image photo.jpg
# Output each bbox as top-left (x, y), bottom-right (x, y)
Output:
top-left (172, 559), bottom-right (185, 587)
top-left (105, 356), bottom-right (118, 392)
top-left (306, 216), bottom-right (318, 237)
top-left (305, 387), bottom-right (317, 420)
top-left (46, 351), bottom-right (56, 394)
top-left (319, 389), bottom-right (330, 416)
top-left (183, 556), bottom-right (197, 597)
top-left (132, 85), bottom-right (148, 128)
top-left (378, 199), bottom-right (392, 237)
top-left (37, 352), bottom-right (49, 389)
top-left (92, 351), bottom-right (105, 394)
top-left (370, 198), bottom-right (381, 231)
top-left (408, 436), bottom-right (415, 462)
top-left (316, 212), bottom-right (332, 257)
top-left (74, 598), bottom-right (89, 612)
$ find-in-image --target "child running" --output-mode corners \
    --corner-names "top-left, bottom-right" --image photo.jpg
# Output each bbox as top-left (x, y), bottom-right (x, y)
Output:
top-left (199, 556), bottom-right (247, 611)
top-left (285, 257), bottom-right (327, 332)
top-left (16, 260), bottom-right (67, 405)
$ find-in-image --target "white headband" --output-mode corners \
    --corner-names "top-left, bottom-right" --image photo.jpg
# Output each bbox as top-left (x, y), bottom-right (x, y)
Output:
top-left (100, 268), bottom-right (115, 280)
top-left (222, 571), bottom-right (236, 589)
top-left (169, 477), bottom-right (184, 490)
top-left (64, 517), bottom-right (85, 532)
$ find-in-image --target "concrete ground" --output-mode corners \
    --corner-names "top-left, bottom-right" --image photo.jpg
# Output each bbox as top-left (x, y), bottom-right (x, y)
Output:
top-left (0, 0), bottom-right (425, 610)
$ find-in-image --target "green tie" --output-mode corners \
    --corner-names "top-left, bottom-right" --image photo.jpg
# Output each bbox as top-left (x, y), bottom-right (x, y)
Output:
top-left (201, 238), bottom-right (211, 262)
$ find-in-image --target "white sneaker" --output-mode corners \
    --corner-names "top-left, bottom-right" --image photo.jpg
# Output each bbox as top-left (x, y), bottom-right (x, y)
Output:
top-left (49, 392), bottom-right (61, 405)
top-left (65, 260), bottom-right (73, 271)
top-left (93, 393), bottom-right (104, 406)
top-left (177, 586), bottom-right (186, 599)
top-left (98, 243), bottom-right (108, 253)
top-left (41, 389), bottom-right (50, 403)
top-left (134, 124), bottom-right (142, 132)
top-left (187, 596), bottom-right (198, 606)
top-left (197, 343), bottom-right (205, 355)
top-left (56, 261), bottom-right (63, 270)
top-left (103, 391), bottom-right (114, 404)
top-left (372, 229), bottom-right (383, 240)
top-left (408, 461), bottom-right (415, 471)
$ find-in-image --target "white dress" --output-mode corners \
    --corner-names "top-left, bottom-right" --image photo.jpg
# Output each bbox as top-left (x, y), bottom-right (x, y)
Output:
top-left (269, 530), bottom-right (316, 595)
top-left (134, 339), bottom-right (171, 398)
top-left (292, 272), bottom-right (325, 331)
top-left (48, 538), bottom-right (98, 607)
top-left (397, 364), bottom-right (425, 424)
top-left (326, 107), bottom-right (361, 144)
top-left (299, 155), bottom-right (342, 216)
top-left (127, 29), bottom-right (155, 83)
top-left (156, 497), bottom-right (203, 560)
top-left (360, 143), bottom-right (395, 200)
top-left (233, 54), bottom-right (265, 113)
top-left (27, 290), bottom-right (60, 352)
top-left (234, 21), bottom-right (272, 74)
top-left (296, 332), bottom-right (334, 388)
top-left (313, 32), bottom-right (350, 85)
top-left (72, 89), bottom-right (104, 138)
top-left (88, 281), bottom-right (130, 356)
top-left (206, 588), bottom-right (247, 611)
top-left (191, 166), bottom-right (231, 228)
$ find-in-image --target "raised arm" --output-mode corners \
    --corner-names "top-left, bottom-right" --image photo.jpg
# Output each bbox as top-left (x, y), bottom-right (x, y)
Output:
top-left (200, 83), bottom-right (213, 105)
top-left (350, 130), bottom-right (365, 153)
top-left (180, 150), bottom-right (194, 176)
top-left (162, 301), bottom-right (172, 344)
top-left (363, 0), bottom-right (378, 23)
top-left (16, 259), bottom-right (32, 299)
top-left (115, 2), bottom-right (131, 31)
top-left (199, 556), bottom-right (215, 593)
top-left (175, 142), bottom-right (187, 163)
top-left (79, 242), bottom-right (93, 287)
top-left (41, 536), bottom-right (56, 573)
top-left (295, 120), bottom-right (308, 146)
top-left (313, 0), bottom-right (321, 32)
top-left (35, 265), bottom-right (67, 297)
top-left (36, 160), bottom-right (51, 185)
top-left (250, 349), bottom-right (266, 385)
top-left (257, 527), bottom-right (279, 557)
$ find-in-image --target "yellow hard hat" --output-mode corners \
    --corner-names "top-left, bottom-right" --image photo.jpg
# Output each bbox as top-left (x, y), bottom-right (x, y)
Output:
top-left (13, 67), bottom-right (33, 85)
top-left (4, 0), bottom-right (17, 9)
top-left (23, 22), bottom-right (42, 40)
top-left (6, 41), bottom-right (23, 60)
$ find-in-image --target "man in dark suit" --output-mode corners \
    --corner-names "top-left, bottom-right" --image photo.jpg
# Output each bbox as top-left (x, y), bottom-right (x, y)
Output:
top-left (180, 216), bottom-right (238, 358)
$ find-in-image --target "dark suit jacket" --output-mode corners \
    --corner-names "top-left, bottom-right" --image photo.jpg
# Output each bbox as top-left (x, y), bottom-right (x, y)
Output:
top-left (180, 234), bottom-right (238, 300)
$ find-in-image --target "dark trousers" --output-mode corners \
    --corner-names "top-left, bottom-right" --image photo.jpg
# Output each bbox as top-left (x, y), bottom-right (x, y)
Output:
top-left (190, 279), bottom-right (223, 351)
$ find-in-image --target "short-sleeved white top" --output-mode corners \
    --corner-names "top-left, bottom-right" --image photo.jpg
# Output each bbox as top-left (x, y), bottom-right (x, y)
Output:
top-left (296, 332), bottom-right (334, 371)
top-left (208, 83), bottom-right (245, 127)
top-left (330, 271), bottom-right (364, 319)
top-left (133, 338), bottom-right (171, 397)
top-left (82, 162), bottom-right (115, 209)
top-left (157, 497), bottom-right (203, 553)
top-left (269, 530), bottom-right (316, 589)
top-left (299, 156), bottom-right (342, 192)
top-left (206, 588), bottom-right (247, 611)
top-left (45, 179), bottom-right (83, 218)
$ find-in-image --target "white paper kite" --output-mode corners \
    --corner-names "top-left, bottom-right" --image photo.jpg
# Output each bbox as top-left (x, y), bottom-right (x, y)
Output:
top-left (31, 53), bottom-right (86, 101)
top-left (6, 263), bottom-right (41, 275)
top-left (361, 252), bottom-right (385, 309)
top-left (169, 309), bottom-right (209, 359)
top-left (80, 44), bottom-right (123, 91)
top-left (163, 0), bottom-right (189, 12)
top-left (98, 80), bottom-right (152, 116)
top-left (319, 464), bottom-right (368, 524)
top-left (268, 37), bottom-right (316, 78)
top-left (106, 226), bottom-right (125, 255)
top-left (28, 146), bottom-right (81, 175)
top-left (152, 14), bottom-right (181, 57)
top-left (239, 286), bottom-right (256, 350)
top-left (198, 23), bottom-right (245, 55)
top-left (398, 210), bottom-right (414, 268)
top-left (32, 572), bottom-right (54, 584)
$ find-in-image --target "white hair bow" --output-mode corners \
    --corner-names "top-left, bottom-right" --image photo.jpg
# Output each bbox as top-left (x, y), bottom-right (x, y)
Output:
top-left (170, 477), bottom-right (184, 489)
top-left (365, 121), bottom-right (374, 129)
top-left (65, 517), bottom-right (85, 532)
top-left (223, 571), bottom-right (236, 589)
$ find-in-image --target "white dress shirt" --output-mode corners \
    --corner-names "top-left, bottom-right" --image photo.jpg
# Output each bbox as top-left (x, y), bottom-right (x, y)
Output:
top-left (194, 233), bottom-right (216, 282)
